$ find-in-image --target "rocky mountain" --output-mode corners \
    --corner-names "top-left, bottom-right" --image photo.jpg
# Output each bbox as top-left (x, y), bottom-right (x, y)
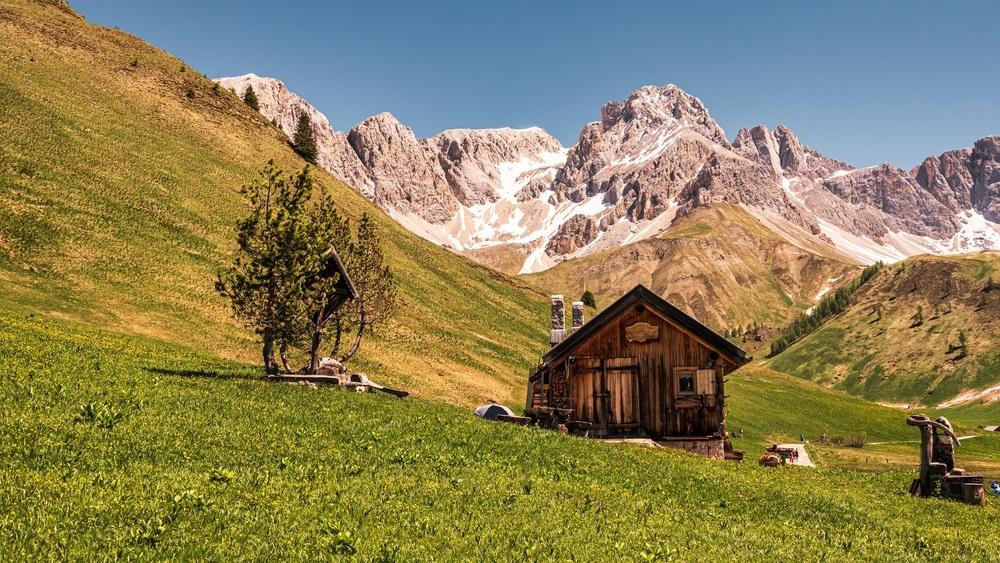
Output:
top-left (214, 75), bottom-right (1000, 274)
top-left (214, 74), bottom-right (373, 196)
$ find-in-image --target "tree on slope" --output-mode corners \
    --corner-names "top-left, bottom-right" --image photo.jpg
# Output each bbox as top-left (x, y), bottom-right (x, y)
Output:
top-left (328, 213), bottom-right (396, 364)
top-left (581, 289), bottom-right (597, 309)
top-left (216, 161), bottom-right (327, 374)
top-left (302, 192), bottom-right (353, 372)
top-left (292, 112), bottom-right (318, 164)
top-left (243, 85), bottom-right (260, 111)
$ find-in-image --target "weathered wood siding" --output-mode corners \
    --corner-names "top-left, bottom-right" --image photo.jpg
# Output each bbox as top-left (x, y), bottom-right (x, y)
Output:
top-left (556, 301), bottom-right (735, 438)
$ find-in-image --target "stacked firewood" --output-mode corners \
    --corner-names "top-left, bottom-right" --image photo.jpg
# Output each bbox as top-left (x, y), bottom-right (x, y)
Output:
top-left (549, 370), bottom-right (569, 409)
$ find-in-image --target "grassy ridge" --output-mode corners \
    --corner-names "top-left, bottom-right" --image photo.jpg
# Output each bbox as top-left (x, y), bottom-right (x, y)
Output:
top-left (0, 0), bottom-right (548, 406)
top-left (525, 204), bottom-right (855, 333)
top-left (2, 312), bottom-right (998, 560)
top-left (769, 253), bottom-right (1000, 405)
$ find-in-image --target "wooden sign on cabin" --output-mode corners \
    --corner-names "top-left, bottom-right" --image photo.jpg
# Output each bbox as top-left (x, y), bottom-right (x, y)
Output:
top-left (625, 321), bottom-right (659, 343)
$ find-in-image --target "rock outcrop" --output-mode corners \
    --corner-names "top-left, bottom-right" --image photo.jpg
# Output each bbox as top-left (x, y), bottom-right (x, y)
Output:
top-left (214, 74), bottom-right (373, 195)
top-left (347, 113), bottom-right (456, 223)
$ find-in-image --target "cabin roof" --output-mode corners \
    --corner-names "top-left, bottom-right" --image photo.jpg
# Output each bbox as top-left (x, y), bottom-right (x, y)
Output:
top-left (542, 284), bottom-right (751, 366)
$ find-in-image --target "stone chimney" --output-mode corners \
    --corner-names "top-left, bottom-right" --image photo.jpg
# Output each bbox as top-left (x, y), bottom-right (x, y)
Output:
top-left (571, 301), bottom-right (585, 333)
top-left (550, 295), bottom-right (565, 346)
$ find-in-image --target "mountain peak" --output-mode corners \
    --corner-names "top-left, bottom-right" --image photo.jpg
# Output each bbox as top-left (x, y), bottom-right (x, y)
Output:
top-left (599, 84), bottom-right (728, 147)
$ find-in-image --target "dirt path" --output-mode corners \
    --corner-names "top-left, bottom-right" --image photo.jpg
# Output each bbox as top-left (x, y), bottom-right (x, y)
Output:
top-left (777, 443), bottom-right (815, 467)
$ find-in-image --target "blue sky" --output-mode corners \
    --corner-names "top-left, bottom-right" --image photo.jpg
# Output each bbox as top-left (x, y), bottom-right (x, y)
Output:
top-left (73, 0), bottom-right (999, 168)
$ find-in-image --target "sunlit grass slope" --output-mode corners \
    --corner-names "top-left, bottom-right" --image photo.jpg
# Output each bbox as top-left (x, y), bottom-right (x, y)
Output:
top-left (0, 0), bottom-right (549, 405)
top-left (768, 253), bottom-right (1000, 406)
top-left (1, 312), bottom-right (998, 560)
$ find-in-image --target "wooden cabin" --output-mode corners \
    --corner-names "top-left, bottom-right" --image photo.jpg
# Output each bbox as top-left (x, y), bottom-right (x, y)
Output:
top-left (526, 285), bottom-right (751, 458)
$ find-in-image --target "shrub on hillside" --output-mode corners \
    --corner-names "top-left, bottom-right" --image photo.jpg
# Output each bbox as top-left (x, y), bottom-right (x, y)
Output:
top-left (845, 433), bottom-right (866, 448)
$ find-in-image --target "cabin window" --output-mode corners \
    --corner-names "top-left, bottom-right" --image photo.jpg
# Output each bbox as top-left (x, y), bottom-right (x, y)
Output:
top-left (674, 367), bottom-right (697, 397)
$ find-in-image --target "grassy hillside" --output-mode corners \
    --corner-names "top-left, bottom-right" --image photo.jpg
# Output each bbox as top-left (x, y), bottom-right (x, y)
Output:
top-left (768, 253), bottom-right (1000, 407)
top-left (2, 312), bottom-right (998, 560)
top-left (727, 365), bottom-right (1000, 480)
top-left (0, 0), bottom-right (550, 406)
top-left (524, 205), bottom-right (857, 335)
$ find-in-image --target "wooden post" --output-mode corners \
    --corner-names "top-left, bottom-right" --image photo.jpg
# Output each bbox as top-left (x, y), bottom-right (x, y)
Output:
top-left (962, 483), bottom-right (985, 507)
top-left (907, 415), bottom-right (936, 497)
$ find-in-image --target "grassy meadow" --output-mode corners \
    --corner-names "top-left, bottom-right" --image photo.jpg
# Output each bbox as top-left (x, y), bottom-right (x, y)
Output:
top-left (2, 312), bottom-right (999, 560)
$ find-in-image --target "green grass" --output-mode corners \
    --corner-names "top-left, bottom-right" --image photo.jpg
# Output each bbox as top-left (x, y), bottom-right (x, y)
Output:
top-left (726, 366), bottom-right (914, 447)
top-left (0, 0), bottom-right (548, 406)
top-left (2, 312), bottom-right (999, 560)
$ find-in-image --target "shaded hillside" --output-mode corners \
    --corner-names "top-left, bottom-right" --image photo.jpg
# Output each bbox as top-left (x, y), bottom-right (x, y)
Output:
top-left (524, 204), bottom-right (856, 333)
top-left (769, 252), bottom-right (1000, 405)
top-left (0, 0), bottom-right (548, 405)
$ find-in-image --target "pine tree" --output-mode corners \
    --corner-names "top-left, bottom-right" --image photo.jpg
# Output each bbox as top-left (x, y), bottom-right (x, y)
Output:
top-left (292, 112), bottom-right (318, 164)
top-left (302, 193), bottom-right (353, 372)
top-left (328, 213), bottom-right (397, 364)
top-left (243, 85), bottom-right (260, 111)
top-left (911, 306), bottom-right (924, 328)
top-left (215, 161), bottom-right (321, 375)
top-left (958, 330), bottom-right (968, 359)
top-left (581, 289), bottom-right (597, 309)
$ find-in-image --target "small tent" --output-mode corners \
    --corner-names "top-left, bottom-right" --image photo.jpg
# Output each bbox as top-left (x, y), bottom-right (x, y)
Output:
top-left (474, 403), bottom-right (514, 420)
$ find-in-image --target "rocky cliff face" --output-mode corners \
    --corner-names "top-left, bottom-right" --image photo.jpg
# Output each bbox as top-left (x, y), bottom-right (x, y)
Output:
top-left (431, 127), bottom-right (564, 206)
top-left (215, 74), bottom-right (1000, 273)
top-left (214, 74), bottom-right (373, 195)
top-left (347, 112), bottom-right (456, 223)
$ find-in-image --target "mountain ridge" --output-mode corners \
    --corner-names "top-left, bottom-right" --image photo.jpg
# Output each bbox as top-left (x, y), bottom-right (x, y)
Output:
top-left (215, 74), bottom-right (1000, 274)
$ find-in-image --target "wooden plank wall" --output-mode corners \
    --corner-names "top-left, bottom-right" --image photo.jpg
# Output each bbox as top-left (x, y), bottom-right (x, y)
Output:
top-left (557, 302), bottom-right (734, 438)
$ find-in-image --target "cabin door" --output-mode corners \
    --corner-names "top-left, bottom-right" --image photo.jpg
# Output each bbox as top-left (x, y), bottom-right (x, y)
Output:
top-left (603, 357), bottom-right (641, 436)
top-left (569, 356), bottom-right (641, 436)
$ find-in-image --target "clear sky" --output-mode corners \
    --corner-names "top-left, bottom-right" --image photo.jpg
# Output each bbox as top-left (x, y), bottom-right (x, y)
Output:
top-left (72, 0), bottom-right (999, 168)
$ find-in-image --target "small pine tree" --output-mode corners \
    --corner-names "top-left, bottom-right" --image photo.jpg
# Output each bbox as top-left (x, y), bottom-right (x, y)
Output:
top-left (216, 161), bottom-right (322, 375)
top-left (581, 290), bottom-right (597, 309)
top-left (911, 306), bottom-right (924, 328)
top-left (958, 330), bottom-right (968, 359)
top-left (243, 85), bottom-right (260, 111)
top-left (130, 56), bottom-right (139, 68)
top-left (292, 113), bottom-right (318, 164)
top-left (327, 213), bottom-right (397, 364)
top-left (211, 82), bottom-right (220, 95)
top-left (185, 88), bottom-right (195, 99)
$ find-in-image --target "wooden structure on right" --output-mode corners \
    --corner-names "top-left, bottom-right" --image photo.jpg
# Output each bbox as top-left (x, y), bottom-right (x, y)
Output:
top-left (526, 285), bottom-right (751, 458)
top-left (906, 414), bottom-right (985, 506)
